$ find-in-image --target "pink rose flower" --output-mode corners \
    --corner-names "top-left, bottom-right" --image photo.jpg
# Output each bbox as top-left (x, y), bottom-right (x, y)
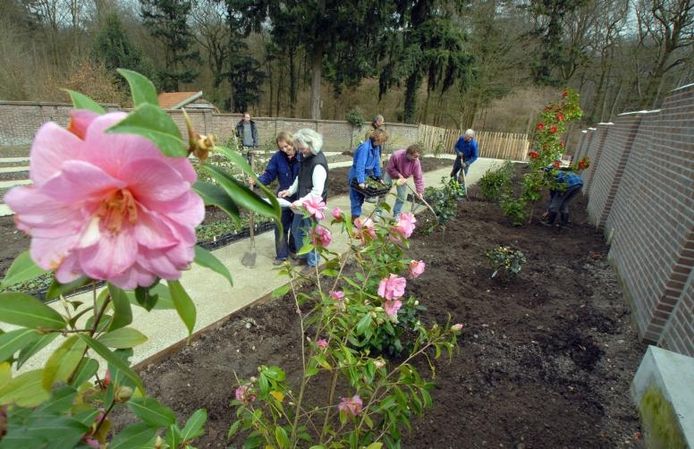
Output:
top-left (311, 225), bottom-right (332, 247)
top-left (317, 338), bottom-right (328, 349)
top-left (4, 111), bottom-right (203, 289)
top-left (331, 207), bottom-right (343, 221)
top-left (235, 384), bottom-right (256, 404)
top-left (338, 395), bottom-right (363, 416)
top-left (392, 212), bottom-right (416, 238)
top-left (408, 260), bottom-right (426, 279)
top-left (384, 299), bottom-right (403, 317)
top-left (301, 195), bottom-right (327, 220)
top-left (329, 290), bottom-right (345, 301)
top-left (377, 274), bottom-right (406, 300)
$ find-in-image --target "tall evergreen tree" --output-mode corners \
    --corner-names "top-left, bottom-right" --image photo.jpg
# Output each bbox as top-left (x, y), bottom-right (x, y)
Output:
top-left (140, 0), bottom-right (200, 91)
top-left (92, 12), bottom-right (146, 78)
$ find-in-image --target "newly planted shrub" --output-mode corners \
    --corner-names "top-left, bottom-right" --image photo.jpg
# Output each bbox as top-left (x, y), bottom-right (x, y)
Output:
top-left (486, 245), bottom-right (527, 278)
top-left (478, 161), bottom-right (513, 202)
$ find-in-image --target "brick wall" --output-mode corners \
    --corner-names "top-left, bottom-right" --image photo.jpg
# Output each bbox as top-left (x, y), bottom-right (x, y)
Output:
top-left (585, 84), bottom-right (694, 356)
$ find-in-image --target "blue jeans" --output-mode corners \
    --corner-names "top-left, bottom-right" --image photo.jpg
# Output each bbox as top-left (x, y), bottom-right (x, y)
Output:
top-left (450, 156), bottom-right (469, 179)
top-left (349, 178), bottom-right (366, 218)
top-left (382, 173), bottom-right (407, 216)
top-left (274, 207), bottom-right (296, 260)
top-left (291, 214), bottom-right (319, 267)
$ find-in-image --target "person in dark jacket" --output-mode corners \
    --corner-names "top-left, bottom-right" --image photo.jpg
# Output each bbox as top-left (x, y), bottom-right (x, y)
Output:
top-left (250, 131), bottom-right (301, 264)
top-left (543, 163), bottom-right (583, 227)
top-left (450, 128), bottom-right (479, 180)
top-left (278, 129), bottom-right (328, 268)
top-left (348, 128), bottom-right (389, 220)
top-left (235, 112), bottom-right (259, 163)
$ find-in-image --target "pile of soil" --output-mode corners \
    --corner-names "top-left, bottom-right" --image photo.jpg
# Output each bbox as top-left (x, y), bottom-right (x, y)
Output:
top-left (136, 188), bottom-right (646, 448)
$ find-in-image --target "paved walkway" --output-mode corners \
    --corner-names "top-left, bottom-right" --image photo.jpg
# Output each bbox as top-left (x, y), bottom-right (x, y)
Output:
top-left (15, 158), bottom-right (509, 371)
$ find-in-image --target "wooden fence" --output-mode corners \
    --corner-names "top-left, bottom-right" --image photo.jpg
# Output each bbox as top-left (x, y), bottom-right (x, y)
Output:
top-left (417, 124), bottom-right (529, 161)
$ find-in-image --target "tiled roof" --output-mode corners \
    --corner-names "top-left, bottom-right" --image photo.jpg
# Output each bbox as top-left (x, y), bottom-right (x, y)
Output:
top-left (158, 91), bottom-right (203, 109)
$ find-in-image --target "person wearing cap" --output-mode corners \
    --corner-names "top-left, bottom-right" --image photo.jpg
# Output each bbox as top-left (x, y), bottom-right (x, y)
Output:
top-left (450, 129), bottom-right (479, 180)
top-left (348, 128), bottom-right (389, 221)
top-left (383, 144), bottom-right (424, 216)
top-left (249, 131), bottom-right (301, 265)
top-left (278, 129), bottom-right (328, 268)
top-left (542, 161), bottom-right (583, 227)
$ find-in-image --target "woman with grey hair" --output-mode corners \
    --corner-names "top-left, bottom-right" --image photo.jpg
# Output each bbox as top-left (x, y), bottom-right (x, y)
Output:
top-left (279, 128), bottom-right (329, 268)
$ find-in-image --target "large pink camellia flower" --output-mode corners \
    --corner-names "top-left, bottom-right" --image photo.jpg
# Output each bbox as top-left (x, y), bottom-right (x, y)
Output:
top-left (4, 111), bottom-right (204, 289)
top-left (377, 274), bottom-right (406, 300)
top-left (384, 299), bottom-right (403, 317)
top-left (311, 225), bottom-right (332, 247)
top-left (300, 195), bottom-right (327, 220)
top-left (392, 212), bottom-right (416, 239)
top-left (408, 260), bottom-right (426, 279)
top-left (338, 395), bottom-right (363, 416)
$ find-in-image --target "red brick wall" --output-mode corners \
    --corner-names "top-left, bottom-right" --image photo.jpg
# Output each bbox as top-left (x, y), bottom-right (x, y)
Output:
top-left (587, 84), bottom-right (694, 356)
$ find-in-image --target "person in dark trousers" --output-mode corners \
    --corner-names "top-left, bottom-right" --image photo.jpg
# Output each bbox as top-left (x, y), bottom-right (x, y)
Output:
top-left (235, 112), bottom-right (259, 163)
top-left (249, 131), bottom-right (301, 264)
top-left (278, 129), bottom-right (329, 268)
top-left (348, 128), bottom-right (389, 221)
top-left (450, 128), bottom-right (479, 180)
top-left (543, 163), bottom-right (584, 227)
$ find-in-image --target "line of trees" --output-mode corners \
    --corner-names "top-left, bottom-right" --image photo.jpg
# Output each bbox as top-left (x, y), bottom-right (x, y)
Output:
top-left (0, 0), bottom-right (691, 130)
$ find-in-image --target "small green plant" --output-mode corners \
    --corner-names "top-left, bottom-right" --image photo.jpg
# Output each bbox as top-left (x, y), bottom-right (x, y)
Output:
top-left (486, 245), bottom-right (527, 278)
top-left (345, 107), bottom-right (365, 128)
top-left (478, 162), bottom-right (513, 202)
top-left (639, 387), bottom-right (687, 449)
top-left (422, 177), bottom-right (466, 230)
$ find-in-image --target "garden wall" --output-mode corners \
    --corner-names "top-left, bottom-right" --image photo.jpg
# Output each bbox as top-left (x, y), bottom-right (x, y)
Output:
top-left (0, 102), bottom-right (527, 160)
top-left (577, 84), bottom-right (694, 356)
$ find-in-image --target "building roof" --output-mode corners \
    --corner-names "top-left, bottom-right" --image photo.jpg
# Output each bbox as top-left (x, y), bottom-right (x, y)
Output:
top-left (158, 91), bottom-right (203, 109)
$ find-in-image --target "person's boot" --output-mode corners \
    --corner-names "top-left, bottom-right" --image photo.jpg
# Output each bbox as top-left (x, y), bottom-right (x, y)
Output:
top-left (542, 211), bottom-right (557, 226)
top-left (560, 212), bottom-right (570, 227)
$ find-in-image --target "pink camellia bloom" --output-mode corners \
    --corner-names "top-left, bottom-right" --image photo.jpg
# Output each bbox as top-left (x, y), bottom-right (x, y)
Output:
top-left (317, 338), bottom-right (328, 349)
top-left (354, 217), bottom-right (376, 242)
top-left (301, 195), bottom-right (327, 220)
top-left (392, 212), bottom-right (416, 238)
top-left (4, 111), bottom-right (203, 289)
top-left (384, 299), bottom-right (403, 317)
top-left (311, 225), bottom-right (332, 247)
top-left (377, 274), bottom-right (406, 300)
top-left (331, 207), bottom-right (343, 220)
top-left (329, 290), bottom-right (345, 301)
top-left (338, 395), bottom-right (363, 416)
top-left (408, 260), bottom-right (426, 279)
top-left (235, 384), bottom-right (256, 404)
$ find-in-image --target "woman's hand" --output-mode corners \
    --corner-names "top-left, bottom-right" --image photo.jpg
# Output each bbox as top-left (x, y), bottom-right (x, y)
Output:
top-left (278, 189), bottom-right (289, 198)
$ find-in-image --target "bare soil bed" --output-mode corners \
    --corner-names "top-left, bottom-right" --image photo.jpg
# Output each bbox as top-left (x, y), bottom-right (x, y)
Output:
top-left (135, 188), bottom-right (646, 449)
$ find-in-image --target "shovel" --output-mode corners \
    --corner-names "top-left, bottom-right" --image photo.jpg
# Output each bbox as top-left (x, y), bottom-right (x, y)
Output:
top-left (241, 151), bottom-right (257, 267)
top-left (405, 183), bottom-right (437, 216)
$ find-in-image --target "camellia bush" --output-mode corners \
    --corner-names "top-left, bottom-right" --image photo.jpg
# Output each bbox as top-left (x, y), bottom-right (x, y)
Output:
top-left (0, 70), bottom-right (282, 448)
top-left (228, 206), bottom-right (462, 449)
top-left (500, 89), bottom-right (583, 225)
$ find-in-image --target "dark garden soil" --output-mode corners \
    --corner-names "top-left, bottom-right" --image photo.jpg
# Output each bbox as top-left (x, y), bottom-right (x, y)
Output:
top-left (134, 186), bottom-right (646, 449)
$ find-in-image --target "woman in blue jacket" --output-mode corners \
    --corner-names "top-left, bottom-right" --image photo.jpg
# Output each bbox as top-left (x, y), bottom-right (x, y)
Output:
top-left (544, 164), bottom-right (583, 227)
top-left (348, 128), bottom-right (389, 220)
top-left (251, 131), bottom-right (301, 264)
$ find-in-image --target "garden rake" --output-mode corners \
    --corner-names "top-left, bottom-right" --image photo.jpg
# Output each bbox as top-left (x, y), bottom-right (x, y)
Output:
top-left (241, 151), bottom-right (257, 268)
top-left (405, 183), bottom-right (437, 216)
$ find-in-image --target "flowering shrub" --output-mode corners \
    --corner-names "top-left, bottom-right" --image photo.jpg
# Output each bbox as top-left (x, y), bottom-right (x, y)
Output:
top-left (486, 245), bottom-right (527, 278)
top-left (0, 70), bottom-right (282, 448)
top-left (499, 89), bottom-right (583, 225)
top-left (421, 177), bottom-right (466, 231)
top-left (229, 207), bottom-right (461, 448)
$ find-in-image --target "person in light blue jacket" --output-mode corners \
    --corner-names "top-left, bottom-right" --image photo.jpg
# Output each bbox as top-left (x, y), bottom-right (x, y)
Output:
top-left (348, 128), bottom-right (389, 220)
top-left (543, 164), bottom-right (583, 227)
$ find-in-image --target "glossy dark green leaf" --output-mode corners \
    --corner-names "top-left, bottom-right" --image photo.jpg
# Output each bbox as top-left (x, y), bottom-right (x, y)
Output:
top-left (0, 329), bottom-right (39, 362)
top-left (109, 422), bottom-right (157, 449)
top-left (78, 335), bottom-right (143, 392)
top-left (127, 397), bottom-right (176, 427)
top-left (194, 246), bottom-right (233, 286)
top-left (16, 333), bottom-right (58, 369)
top-left (45, 277), bottom-right (91, 300)
top-left (0, 251), bottom-right (48, 289)
top-left (108, 283), bottom-right (133, 331)
top-left (168, 280), bottom-right (196, 336)
top-left (107, 103), bottom-right (185, 157)
top-left (117, 68), bottom-right (158, 106)
top-left (64, 89), bottom-right (106, 114)
top-left (180, 409), bottom-right (207, 442)
top-left (0, 292), bottom-right (65, 329)
top-left (203, 165), bottom-right (279, 221)
top-left (193, 181), bottom-right (241, 221)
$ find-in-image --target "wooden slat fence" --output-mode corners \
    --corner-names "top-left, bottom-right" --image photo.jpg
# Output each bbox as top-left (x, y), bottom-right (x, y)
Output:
top-left (417, 124), bottom-right (530, 161)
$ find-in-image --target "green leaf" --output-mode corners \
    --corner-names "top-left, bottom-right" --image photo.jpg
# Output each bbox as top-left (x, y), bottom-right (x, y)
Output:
top-left (271, 284), bottom-right (290, 298)
top-left (0, 292), bottom-right (65, 329)
top-left (45, 277), bottom-right (91, 300)
top-left (356, 313), bottom-right (372, 335)
top-left (70, 357), bottom-right (99, 386)
top-left (109, 283), bottom-right (133, 331)
top-left (214, 145), bottom-right (255, 176)
top-left (42, 335), bottom-right (85, 389)
top-left (365, 442), bottom-right (383, 449)
top-left (117, 68), bottom-right (158, 107)
top-left (193, 181), bottom-right (241, 221)
top-left (180, 409), bottom-right (207, 441)
top-left (108, 103), bottom-right (185, 157)
top-left (98, 327), bottom-right (148, 349)
top-left (0, 370), bottom-right (50, 407)
top-left (203, 165), bottom-right (280, 221)
top-left (0, 251), bottom-right (48, 289)
top-left (0, 329), bottom-right (39, 362)
top-left (275, 426), bottom-right (289, 449)
top-left (110, 422), bottom-right (157, 449)
top-left (16, 333), bottom-right (58, 368)
top-left (78, 334), bottom-right (143, 392)
top-left (227, 420), bottom-right (241, 439)
top-left (127, 397), bottom-right (176, 427)
top-left (168, 280), bottom-right (196, 336)
top-left (64, 89), bottom-right (106, 114)
top-left (194, 246), bottom-right (233, 286)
